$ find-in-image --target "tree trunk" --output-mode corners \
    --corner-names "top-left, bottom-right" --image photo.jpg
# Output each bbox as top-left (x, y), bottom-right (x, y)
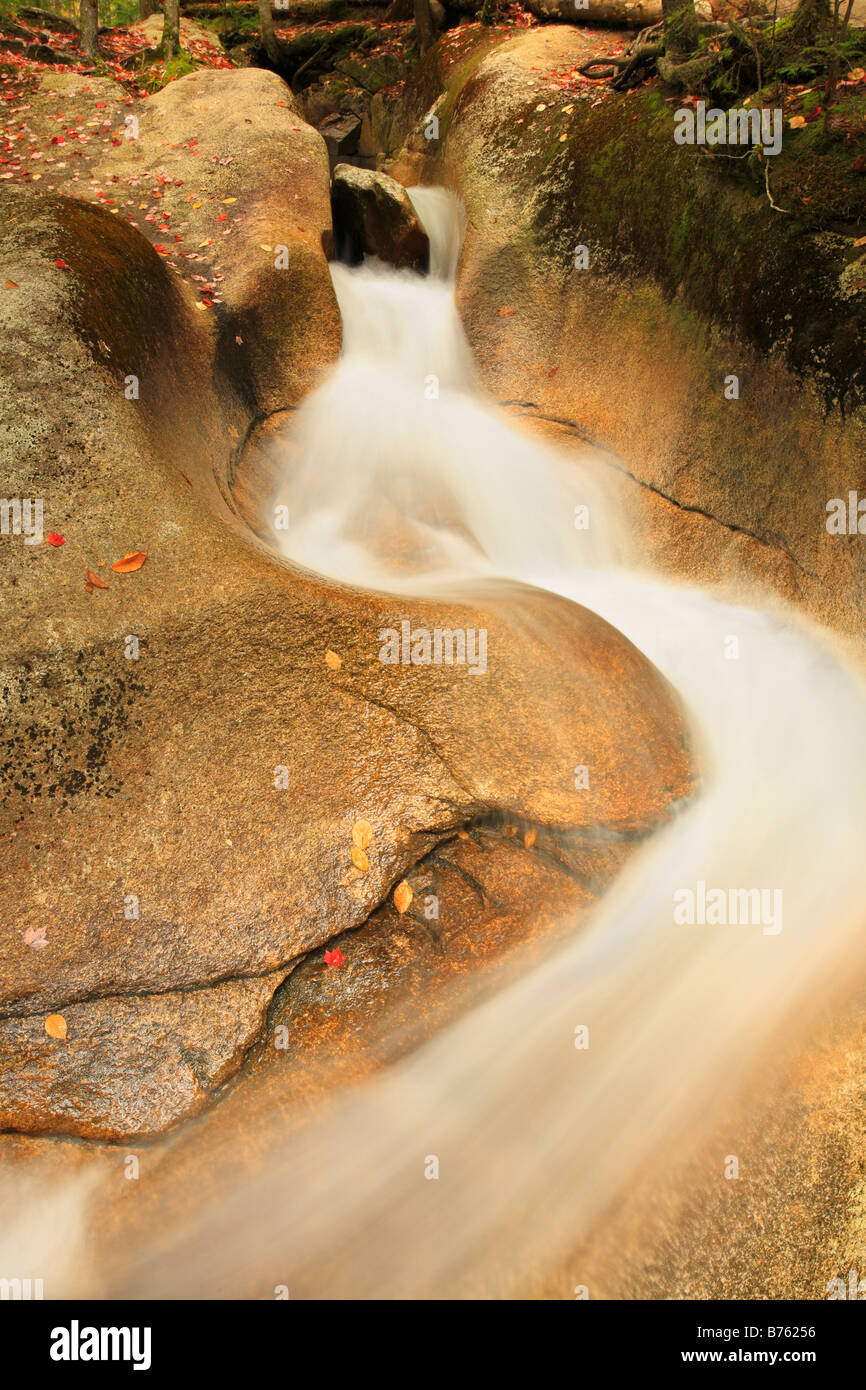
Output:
top-left (789, 0), bottom-right (831, 43)
top-left (258, 0), bottom-right (282, 65)
top-left (80, 0), bottom-right (99, 60)
top-left (414, 0), bottom-right (435, 53)
top-left (662, 0), bottom-right (699, 59)
top-left (161, 0), bottom-right (181, 58)
top-left (139, 0), bottom-right (159, 18)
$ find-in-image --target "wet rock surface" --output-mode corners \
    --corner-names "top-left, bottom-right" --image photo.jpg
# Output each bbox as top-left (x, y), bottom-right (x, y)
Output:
top-left (0, 821), bottom-right (636, 1292)
top-left (0, 971), bottom-right (287, 1141)
top-left (331, 162), bottom-right (429, 268)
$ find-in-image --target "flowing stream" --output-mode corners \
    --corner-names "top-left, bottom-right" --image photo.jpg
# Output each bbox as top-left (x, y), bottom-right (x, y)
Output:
top-left (165, 188), bottom-right (866, 1298)
top-left (8, 188), bottom-right (866, 1299)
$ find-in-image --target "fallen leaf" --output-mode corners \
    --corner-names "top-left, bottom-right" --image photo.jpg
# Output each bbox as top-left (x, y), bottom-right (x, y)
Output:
top-left (86, 569), bottom-right (108, 589)
top-left (111, 550), bottom-right (147, 573)
top-left (324, 946), bottom-right (344, 968)
top-left (23, 926), bottom-right (48, 949)
top-left (352, 819), bottom-right (373, 850)
top-left (497, 306), bottom-right (516, 317)
top-left (4, 279), bottom-right (19, 289)
top-left (854, 235), bottom-right (866, 247)
top-left (221, 197), bottom-right (237, 204)
top-left (394, 881), bottom-right (413, 915)
top-left (45, 532), bottom-right (64, 546)
top-left (325, 649), bottom-right (341, 670)
top-left (351, 846), bottom-right (369, 872)
top-left (789, 115), bottom-right (807, 129)
top-left (524, 827), bottom-right (537, 849)
top-left (45, 1013), bottom-right (67, 1040)
top-left (54, 258), bottom-right (70, 269)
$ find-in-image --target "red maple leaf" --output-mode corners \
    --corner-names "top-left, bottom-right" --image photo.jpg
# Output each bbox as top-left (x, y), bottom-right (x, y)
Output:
top-left (45, 532), bottom-right (64, 546)
top-left (324, 947), bottom-right (344, 968)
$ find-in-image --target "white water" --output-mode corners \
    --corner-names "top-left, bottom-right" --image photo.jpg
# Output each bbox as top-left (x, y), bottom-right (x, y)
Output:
top-left (7, 189), bottom-right (866, 1299)
top-left (140, 188), bottom-right (866, 1298)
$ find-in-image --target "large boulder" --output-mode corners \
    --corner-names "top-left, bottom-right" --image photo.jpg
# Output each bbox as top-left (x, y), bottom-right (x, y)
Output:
top-left (18, 66), bottom-right (341, 415)
top-left (331, 163), bottom-right (430, 269)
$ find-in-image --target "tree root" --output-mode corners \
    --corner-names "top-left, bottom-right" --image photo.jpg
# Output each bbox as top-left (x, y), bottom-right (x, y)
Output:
top-left (578, 20), bottom-right (732, 92)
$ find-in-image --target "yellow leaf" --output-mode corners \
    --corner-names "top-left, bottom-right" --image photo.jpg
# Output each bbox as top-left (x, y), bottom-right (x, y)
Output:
top-left (193, 201), bottom-right (202, 209)
top-left (352, 819), bottom-right (373, 850)
top-left (325, 650), bottom-right (341, 670)
top-left (788, 115), bottom-right (807, 128)
top-left (394, 881), bottom-right (413, 915)
top-left (45, 1014), bottom-right (67, 1040)
top-left (351, 846), bottom-right (369, 872)
top-left (111, 550), bottom-right (147, 573)
top-left (221, 197), bottom-right (237, 204)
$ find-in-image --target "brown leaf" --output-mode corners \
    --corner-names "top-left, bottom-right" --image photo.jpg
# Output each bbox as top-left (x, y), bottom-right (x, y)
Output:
top-left (5, 279), bottom-right (19, 289)
top-left (352, 818), bottom-right (373, 850)
top-left (524, 827), bottom-right (537, 849)
top-left (111, 551), bottom-right (147, 573)
top-left (325, 650), bottom-right (342, 670)
top-left (394, 881), bottom-right (413, 915)
top-left (497, 306), bottom-right (516, 317)
top-left (45, 1014), bottom-right (67, 1040)
top-left (854, 235), bottom-right (866, 248)
top-left (87, 569), bottom-right (108, 589)
top-left (351, 846), bottom-right (369, 872)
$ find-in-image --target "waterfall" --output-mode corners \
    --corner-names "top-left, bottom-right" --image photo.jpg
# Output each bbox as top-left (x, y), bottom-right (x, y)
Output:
top-left (10, 190), bottom-right (866, 1300)
top-left (153, 189), bottom-right (866, 1296)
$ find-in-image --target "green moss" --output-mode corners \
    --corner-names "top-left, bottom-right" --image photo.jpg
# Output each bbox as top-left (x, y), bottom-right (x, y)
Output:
top-left (518, 89), bottom-right (866, 414)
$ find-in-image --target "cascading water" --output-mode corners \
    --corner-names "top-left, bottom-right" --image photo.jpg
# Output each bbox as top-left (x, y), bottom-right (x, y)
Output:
top-left (9, 189), bottom-right (866, 1299)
